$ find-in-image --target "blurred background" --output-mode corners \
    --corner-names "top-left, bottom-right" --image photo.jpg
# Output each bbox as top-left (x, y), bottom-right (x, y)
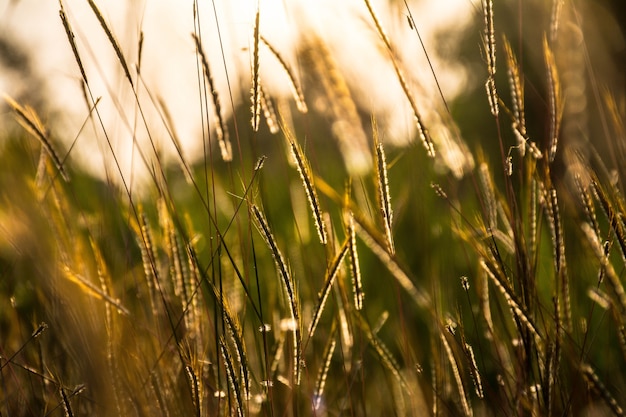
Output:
top-left (0, 0), bottom-right (473, 185)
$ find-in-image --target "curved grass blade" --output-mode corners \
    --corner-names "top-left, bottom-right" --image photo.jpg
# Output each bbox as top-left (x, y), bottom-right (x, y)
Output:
top-left (192, 33), bottom-right (232, 161)
top-left (288, 137), bottom-right (327, 245)
top-left (87, 0), bottom-right (134, 88)
top-left (347, 211), bottom-right (364, 310)
top-left (307, 238), bottom-right (349, 341)
top-left (362, 0), bottom-right (434, 157)
top-left (220, 337), bottom-right (244, 417)
top-left (251, 204), bottom-right (302, 384)
top-left (260, 36), bottom-right (307, 113)
top-left (5, 95), bottom-right (69, 182)
top-left (373, 120), bottom-right (395, 255)
top-left (251, 3), bottom-right (260, 131)
top-left (313, 326), bottom-right (337, 410)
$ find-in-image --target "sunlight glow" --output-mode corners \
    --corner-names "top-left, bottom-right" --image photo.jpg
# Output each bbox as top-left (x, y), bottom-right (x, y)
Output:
top-left (0, 0), bottom-right (473, 185)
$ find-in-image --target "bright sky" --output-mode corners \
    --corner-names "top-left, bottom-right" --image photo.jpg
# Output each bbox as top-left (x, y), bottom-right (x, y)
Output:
top-left (0, 0), bottom-right (475, 185)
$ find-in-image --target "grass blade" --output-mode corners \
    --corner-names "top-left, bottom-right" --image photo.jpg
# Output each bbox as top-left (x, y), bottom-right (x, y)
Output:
top-left (288, 137), bottom-right (327, 245)
top-left (307, 239), bottom-right (349, 341)
top-left (87, 0), bottom-right (134, 88)
top-left (373, 120), bottom-right (395, 255)
top-left (252, 204), bottom-right (302, 385)
top-left (5, 95), bottom-right (69, 182)
top-left (193, 33), bottom-right (232, 162)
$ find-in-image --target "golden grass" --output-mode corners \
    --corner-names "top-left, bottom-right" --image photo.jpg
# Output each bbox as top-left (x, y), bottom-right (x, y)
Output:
top-left (3, 1), bottom-right (626, 415)
top-left (307, 238), bottom-right (349, 341)
top-left (86, 0), bottom-right (134, 87)
top-left (362, 0), bottom-right (434, 158)
top-left (251, 204), bottom-right (302, 385)
top-left (260, 36), bottom-right (307, 114)
top-left (193, 33), bottom-right (232, 162)
top-left (373, 119), bottom-right (395, 255)
top-left (287, 135), bottom-right (327, 245)
top-left (4, 95), bottom-right (69, 182)
top-left (544, 35), bottom-right (562, 162)
top-left (251, 5), bottom-right (260, 132)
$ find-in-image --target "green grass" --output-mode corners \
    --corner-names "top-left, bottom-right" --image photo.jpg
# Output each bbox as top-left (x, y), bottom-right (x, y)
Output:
top-left (2, 0), bottom-right (626, 415)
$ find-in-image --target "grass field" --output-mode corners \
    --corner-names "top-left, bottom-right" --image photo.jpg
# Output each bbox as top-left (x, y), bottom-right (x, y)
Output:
top-left (2, 0), bottom-right (626, 415)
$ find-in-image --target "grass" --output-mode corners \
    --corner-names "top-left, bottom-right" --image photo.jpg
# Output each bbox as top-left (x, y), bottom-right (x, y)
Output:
top-left (1, 0), bottom-right (626, 415)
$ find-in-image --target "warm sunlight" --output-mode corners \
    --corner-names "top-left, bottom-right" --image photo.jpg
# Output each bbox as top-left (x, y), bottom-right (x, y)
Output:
top-left (2, 0), bottom-right (625, 415)
top-left (1, 0), bottom-right (473, 184)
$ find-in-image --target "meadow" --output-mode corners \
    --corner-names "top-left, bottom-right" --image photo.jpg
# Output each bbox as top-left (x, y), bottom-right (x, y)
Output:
top-left (1, 0), bottom-right (626, 415)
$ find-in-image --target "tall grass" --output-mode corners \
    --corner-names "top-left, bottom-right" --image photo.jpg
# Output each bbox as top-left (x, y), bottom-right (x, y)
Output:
top-left (1, 0), bottom-right (625, 415)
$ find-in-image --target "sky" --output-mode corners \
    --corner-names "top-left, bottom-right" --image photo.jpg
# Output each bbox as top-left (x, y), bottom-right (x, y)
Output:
top-left (0, 0), bottom-right (476, 186)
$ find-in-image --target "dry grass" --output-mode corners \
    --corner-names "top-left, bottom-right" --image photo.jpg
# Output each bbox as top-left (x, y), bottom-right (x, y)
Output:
top-left (1, 0), bottom-right (626, 416)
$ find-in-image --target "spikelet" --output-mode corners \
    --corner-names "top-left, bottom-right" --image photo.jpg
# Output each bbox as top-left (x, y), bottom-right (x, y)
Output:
top-left (347, 212), bottom-right (364, 310)
top-left (260, 36), bottom-right (307, 113)
top-left (463, 342), bottom-right (484, 399)
top-left (575, 174), bottom-right (601, 239)
top-left (184, 365), bottom-right (201, 417)
top-left (219, 337), bottom-right (244, 417)
top-left (503, 36), bottom-right (539, 158)
top-left (543, 341), bottom-right (556, 416)
top-left (90, 236), bottom-right (125, 324)
top-left (581, 223), bottom-right (626, 320)
top-left (544, 35), bottom-right (562, 162)
top-left (159, 200), bottom-right (186, 301)
top-left (60, 266), bottom-right (130, 316)
top-left (87, 0), bottom-right (134, 87)
top-left (546, 188), bottom-right (571, 329)
top-left (59, 2), bottom-right (87, 83)
top-left (251, 205), bottom-right (301, 384)
top-left (192, 33), bottom-right (232, 161)
top-left (203, 276), bottom-right (250, 399)
top-left (588, 287), bottom-right (611, 310)
top-left (336, 291), bottom-right (353, 370)
top-left (478, 162), bottom-right (497, 230)
top-left (301, 36), bottom-right (372, 173)
top-left (31, 322), bottom-right (48, 340)
top-left (592, 180), bottom-right (626, 264)
top-left (581, 363), bottom-right (625, 416)
top-left (137, 31), bottom-right (144, 74)
top-left (441, 333), bottom-right (472, 416)
top-left (431, 355), bottom-right (439, 416)
top-left (481, 258), bottom-right (542, 342)
top-left (478, 262), bottom-right (495, 339)
top-left (482, 0), bottom-right (496, 77)
top-left (619, 326), bottom-right (626, 363)
top-left (362, 0), bottom-right (434, 157)
top-left (485, 77), bottom-right (499, 117)
top-left (60, 386), bottom-right (74, 417)
top-left (260, 86), bottom-right (279, 134)
top-left (131, 209), bottom-right (158, 272)
top-left (5, 95), bottom-right (69, 182)
top-left (185, 242), bottom-right (204, 345)
top-left (373, 120), bottom-right (395, 255)
top-left (251, 3), bottom-right (260, 131)
top-left (482, 0), bottom-right (498, 117)
top-left (313, 327), bottom-right (337, 410)
top-left (135, 210), bottom-right (161, 314)
top-left (550, 0), bottom-right (565, 43)
top-left (288, 137), bottom-right (327, 245)
top-left (307, 239), bottom-right (349, 340)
